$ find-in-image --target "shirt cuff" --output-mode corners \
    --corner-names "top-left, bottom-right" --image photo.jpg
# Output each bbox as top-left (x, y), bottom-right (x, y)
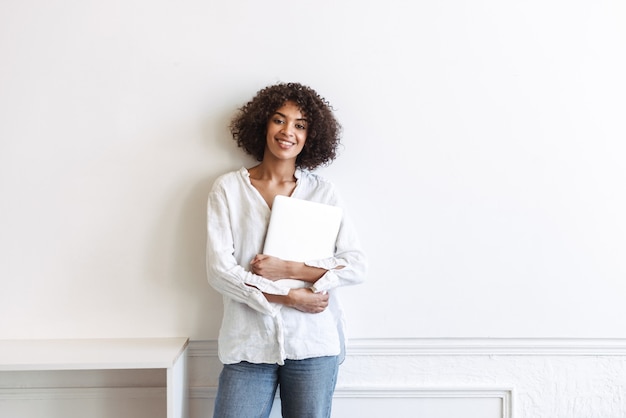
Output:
top-left (305, 257), bottom-right (348, 271)
top-left (310, 269), bottom-right (340, 293)
top-left (306, 258), bottom-right (347, 293)
top-left (244, 275), bottom-right (291, 295)
top-left (248, 289), bottom-right (281, 317)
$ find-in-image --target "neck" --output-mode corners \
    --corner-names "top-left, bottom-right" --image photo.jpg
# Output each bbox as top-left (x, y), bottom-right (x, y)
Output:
top-left (249, 160), bottom-right (297, 182)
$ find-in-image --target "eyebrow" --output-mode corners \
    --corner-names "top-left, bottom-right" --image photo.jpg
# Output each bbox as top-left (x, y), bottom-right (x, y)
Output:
top-left (274, 111), bottom-right (307, 121)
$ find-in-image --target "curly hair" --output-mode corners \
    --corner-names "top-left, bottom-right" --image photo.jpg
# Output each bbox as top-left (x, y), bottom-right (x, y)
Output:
top-left (230, 82), bottom-right (342, 170)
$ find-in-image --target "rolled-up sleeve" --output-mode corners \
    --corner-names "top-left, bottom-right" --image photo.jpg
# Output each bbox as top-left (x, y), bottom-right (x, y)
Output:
top-left (206, 186), bottom-right (290, 317)
top-left (307, 199), bottom-right (368, 293)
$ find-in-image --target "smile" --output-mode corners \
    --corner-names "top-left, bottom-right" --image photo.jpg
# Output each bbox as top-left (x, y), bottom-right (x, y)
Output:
top-left (277, 139), bottom-right (295, 147)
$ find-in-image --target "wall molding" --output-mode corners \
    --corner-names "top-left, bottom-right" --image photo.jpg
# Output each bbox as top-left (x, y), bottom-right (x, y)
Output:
top-left (189, 337), bottom-right (626, 357)
top-left (7, 338), bottom-right (622, 417)
top-left (0, 387), bottom-right (165, 400)
top-left (0, 384), bottom-right (512, 418)
top-left (189, 386), bottom-right (513, 418)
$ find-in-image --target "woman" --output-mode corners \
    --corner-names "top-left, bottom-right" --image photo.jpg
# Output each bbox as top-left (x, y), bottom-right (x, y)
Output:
top-left (206, 82), bottom-right (367, 418)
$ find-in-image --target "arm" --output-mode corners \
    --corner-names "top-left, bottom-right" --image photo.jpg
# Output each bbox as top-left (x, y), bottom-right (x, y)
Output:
top-left (250, 255), bottom-right (327, 284)
top-left (250, 215), bottom-right (365, 294)
top-left (206, 186), bottom-right (291, 316)
top-left (306, 191), bottom-right (368, 293)
top-left (265, 288), bottom-right (330, 313)
top-left (249, 255), bottom-right (330, 313)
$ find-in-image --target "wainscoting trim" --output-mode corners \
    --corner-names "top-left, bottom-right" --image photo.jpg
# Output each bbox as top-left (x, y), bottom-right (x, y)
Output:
top-left (189, 386), bottom-right (513, 418)
top-left (0, 387), bottom-right (165, 400)
top-left (189, 337), bottom-right (626, 357)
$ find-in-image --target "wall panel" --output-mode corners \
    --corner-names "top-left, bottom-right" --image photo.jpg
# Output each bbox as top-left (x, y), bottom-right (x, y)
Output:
top-left (3, 338), bottom-right (626, 417)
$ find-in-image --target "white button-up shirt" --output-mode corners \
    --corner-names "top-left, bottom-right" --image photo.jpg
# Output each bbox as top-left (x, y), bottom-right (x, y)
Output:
top-left (206, 167), bottom-right (367, 365)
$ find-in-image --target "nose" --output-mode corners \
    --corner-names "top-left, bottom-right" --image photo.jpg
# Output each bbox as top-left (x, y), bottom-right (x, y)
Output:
top-left (280, 122), bottom-right (294, 136)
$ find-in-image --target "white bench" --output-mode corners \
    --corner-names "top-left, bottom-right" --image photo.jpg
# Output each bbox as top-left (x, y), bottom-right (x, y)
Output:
top-left (0, 337), bottom-right (189, 418)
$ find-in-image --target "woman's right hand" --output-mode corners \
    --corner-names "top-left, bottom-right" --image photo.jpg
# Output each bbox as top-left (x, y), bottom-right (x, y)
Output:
top-left (288, 288), bottom-right (329, 313)
top-left (265, 288), bottom-right (329, 313)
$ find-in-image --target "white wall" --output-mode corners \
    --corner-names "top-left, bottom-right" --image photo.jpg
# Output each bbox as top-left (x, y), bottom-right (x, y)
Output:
top-left (1, 0), bottom-right (625, 416)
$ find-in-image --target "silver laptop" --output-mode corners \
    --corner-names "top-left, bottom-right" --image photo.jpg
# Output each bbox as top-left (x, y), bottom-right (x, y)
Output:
top-left (263, 195), bottom-right (343, 288)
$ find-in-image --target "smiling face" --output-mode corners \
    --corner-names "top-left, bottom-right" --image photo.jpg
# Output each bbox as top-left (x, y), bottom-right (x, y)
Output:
top-left (264, 101), bottom-right (308, 164)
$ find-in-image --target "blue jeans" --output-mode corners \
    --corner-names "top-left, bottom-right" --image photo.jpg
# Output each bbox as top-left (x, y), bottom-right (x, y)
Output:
top-left (213, 356), bottom-right (339, 418)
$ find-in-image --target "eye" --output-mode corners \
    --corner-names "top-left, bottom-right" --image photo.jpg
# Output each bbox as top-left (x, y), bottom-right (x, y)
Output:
top-left (296, 123), bottom-right (307, 130)
top-left (273, 117), bottom-right (285, 124)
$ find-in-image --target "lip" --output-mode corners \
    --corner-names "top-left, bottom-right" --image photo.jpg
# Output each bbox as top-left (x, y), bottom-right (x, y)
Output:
top-left (276, 138), bottom-right (296, 148)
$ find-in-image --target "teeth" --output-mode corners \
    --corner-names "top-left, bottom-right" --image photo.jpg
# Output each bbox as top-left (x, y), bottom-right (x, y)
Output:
top-left (278, 140), bottom-right (293, 146)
